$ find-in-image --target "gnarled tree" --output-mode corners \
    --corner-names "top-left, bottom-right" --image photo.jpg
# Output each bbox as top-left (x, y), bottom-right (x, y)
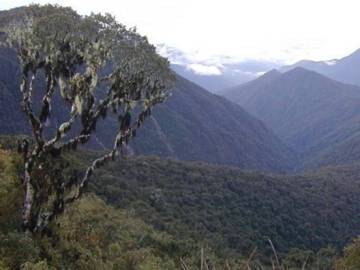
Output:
top-left (3, 5), bottom-right (174, 233)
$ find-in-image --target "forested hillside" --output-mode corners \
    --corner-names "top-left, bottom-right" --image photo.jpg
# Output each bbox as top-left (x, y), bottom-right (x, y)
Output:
top-left (0, 139), bottom-right (358, 269)
top-left (0, 148), bottom-right (195, 269)
top-left (2, 3), bottom-right (360, 270)
top-left (223, 67), bottom-right (360, 170)
top-left (88, 155), bottom-right (360, 256)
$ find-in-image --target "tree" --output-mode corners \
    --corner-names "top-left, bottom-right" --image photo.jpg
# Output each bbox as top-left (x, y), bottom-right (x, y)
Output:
top-left (2, 4), bottom-right (174, 233)
top-left (335, 237), bottom-right (360, 270)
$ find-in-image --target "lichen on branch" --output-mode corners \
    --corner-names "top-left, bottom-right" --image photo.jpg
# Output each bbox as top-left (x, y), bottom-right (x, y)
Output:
top-left (4, 4), bottom-right (174, 233)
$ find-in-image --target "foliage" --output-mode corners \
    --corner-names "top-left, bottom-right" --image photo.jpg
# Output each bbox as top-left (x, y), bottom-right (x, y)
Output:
top-left (335, 237), bottom-right (360, 270)
top-left (0, 150), bottom-right (187, 269)
top-left (3, 139), bottom-right (360, 269)
top-left (1, 141), bottom-right (349, 269)
top-left (283, 246), bottom-right (336, 270)
top-left (2, 4), bottom-right (173, 233)
top-left (85, 155), bottom-right (360, 259)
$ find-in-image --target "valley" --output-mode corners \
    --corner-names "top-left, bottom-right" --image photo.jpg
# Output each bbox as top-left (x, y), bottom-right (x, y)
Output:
top-left (1, 3), bottom-right (360, 270)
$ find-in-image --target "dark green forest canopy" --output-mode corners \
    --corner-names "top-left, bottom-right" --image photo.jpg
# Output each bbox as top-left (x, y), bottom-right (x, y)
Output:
top-left (0, 138), bottom-right (358, 269)
top-left (62, 149), bottom-right (360, 258)
top-left (0, 147), bottom-right (192, 269)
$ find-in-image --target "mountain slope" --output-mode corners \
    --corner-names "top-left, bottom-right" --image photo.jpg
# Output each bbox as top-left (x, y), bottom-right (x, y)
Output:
top-left (280, 48), bottom-right (360, 87)
top-left (0, 137), bottom-right (351, 267)
top-left (222, 68), bottom-right (360, 169)
top-left (132, 75), bottom-right (296, 172)
top-left (0, 46), bottom-right (295, 173)
top-left (87, 154), bottom-right (360, 255)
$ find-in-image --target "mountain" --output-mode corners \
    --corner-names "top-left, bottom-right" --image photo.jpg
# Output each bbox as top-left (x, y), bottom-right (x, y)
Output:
top-left (131, 75), bottom-right (296, 172)
top-left (157, 44), bottom-right (280, 93)
top-left (222, 67), bottom-right (360, 169)
top-left (280, 48), bottom-right (360, 87)
top-left (0, 46), bottom-right (295, 173)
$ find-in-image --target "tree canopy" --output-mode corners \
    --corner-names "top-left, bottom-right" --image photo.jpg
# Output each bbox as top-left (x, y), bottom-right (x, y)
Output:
top-left (2, 4), bottom-right (174, 233)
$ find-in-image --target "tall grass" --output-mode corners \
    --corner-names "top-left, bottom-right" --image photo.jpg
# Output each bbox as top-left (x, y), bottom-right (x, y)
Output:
top-left (181, 239), bottom-right (312, 270)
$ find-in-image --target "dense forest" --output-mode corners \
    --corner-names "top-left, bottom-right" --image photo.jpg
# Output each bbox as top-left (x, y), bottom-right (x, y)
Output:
top-left (1, 3), bottom-right (360, 270)
top-left (1, 136), bottom-right (360, 269)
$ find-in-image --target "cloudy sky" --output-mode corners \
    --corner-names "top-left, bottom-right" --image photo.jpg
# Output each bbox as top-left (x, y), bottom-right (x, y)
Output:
top-left (3, 0), bottom-right (360, 66)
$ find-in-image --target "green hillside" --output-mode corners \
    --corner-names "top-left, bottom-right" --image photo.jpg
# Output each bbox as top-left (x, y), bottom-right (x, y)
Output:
top-left (0, 148), bottom-right (200, 269)
top-left (0, 140), bottom-right (358, 269)
top-left (87, 155), bottom-right (360, 256)
top-left (2, 4), bottom-right (360, 270)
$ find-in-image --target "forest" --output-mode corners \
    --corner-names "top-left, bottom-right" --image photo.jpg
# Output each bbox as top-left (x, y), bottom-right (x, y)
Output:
top-left (1, 3), bottom-right (360, 270)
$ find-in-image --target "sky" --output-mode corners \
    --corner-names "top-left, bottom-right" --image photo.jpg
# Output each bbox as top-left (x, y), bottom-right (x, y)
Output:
top-left (2, 0), bottom-right (360, 67)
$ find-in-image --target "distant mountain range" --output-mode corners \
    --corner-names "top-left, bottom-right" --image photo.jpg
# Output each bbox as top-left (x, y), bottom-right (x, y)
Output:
top-left (157, 44), bottom-right (280, 92)
top-left (161, 45), bottom-right (360, 93)
top-left (222, 67), bottom-right (360, 169)
top-left (280, 48), bottom-right (360, 87)
top-left (0, 37), bottom-right (295, 172)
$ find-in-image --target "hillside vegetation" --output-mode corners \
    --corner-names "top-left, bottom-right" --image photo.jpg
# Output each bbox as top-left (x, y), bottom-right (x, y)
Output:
top-left (1, 141), bottom-right (360, 269)
top-left (87, 155), bottom-right (360, 257)
top-left (0, 148), bottom-right (200, 269)
top-left (223, 68), bottom-right (360, 170)
top-left (2, 4), bottom-right (360, 270)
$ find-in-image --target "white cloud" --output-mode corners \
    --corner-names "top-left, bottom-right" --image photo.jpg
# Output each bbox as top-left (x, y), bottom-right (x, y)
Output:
top-left (255, 71), bottom-right (267, 77)
top-left (187, 64), bottom-right (222, 76)
top-left (325, 60), bottom-right (338, 66)
top-left (2, 0), bottom-right (360, 64)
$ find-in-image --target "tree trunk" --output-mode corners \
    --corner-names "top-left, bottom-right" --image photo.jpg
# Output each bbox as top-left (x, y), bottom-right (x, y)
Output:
top-left (22, 168), bottom-right (34, 231)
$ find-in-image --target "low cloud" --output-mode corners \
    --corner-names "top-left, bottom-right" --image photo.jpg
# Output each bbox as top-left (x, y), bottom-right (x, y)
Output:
top-left (157, 44), bottom-right (280, 77)
top-left (187, 64), bottom-right (222, 76)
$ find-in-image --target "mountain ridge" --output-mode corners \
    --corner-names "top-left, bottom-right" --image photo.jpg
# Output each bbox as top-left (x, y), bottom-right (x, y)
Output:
top-left (280, 48), bottom-right (360, 87)
top-left (222, 67), bottom-right (360, 170)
